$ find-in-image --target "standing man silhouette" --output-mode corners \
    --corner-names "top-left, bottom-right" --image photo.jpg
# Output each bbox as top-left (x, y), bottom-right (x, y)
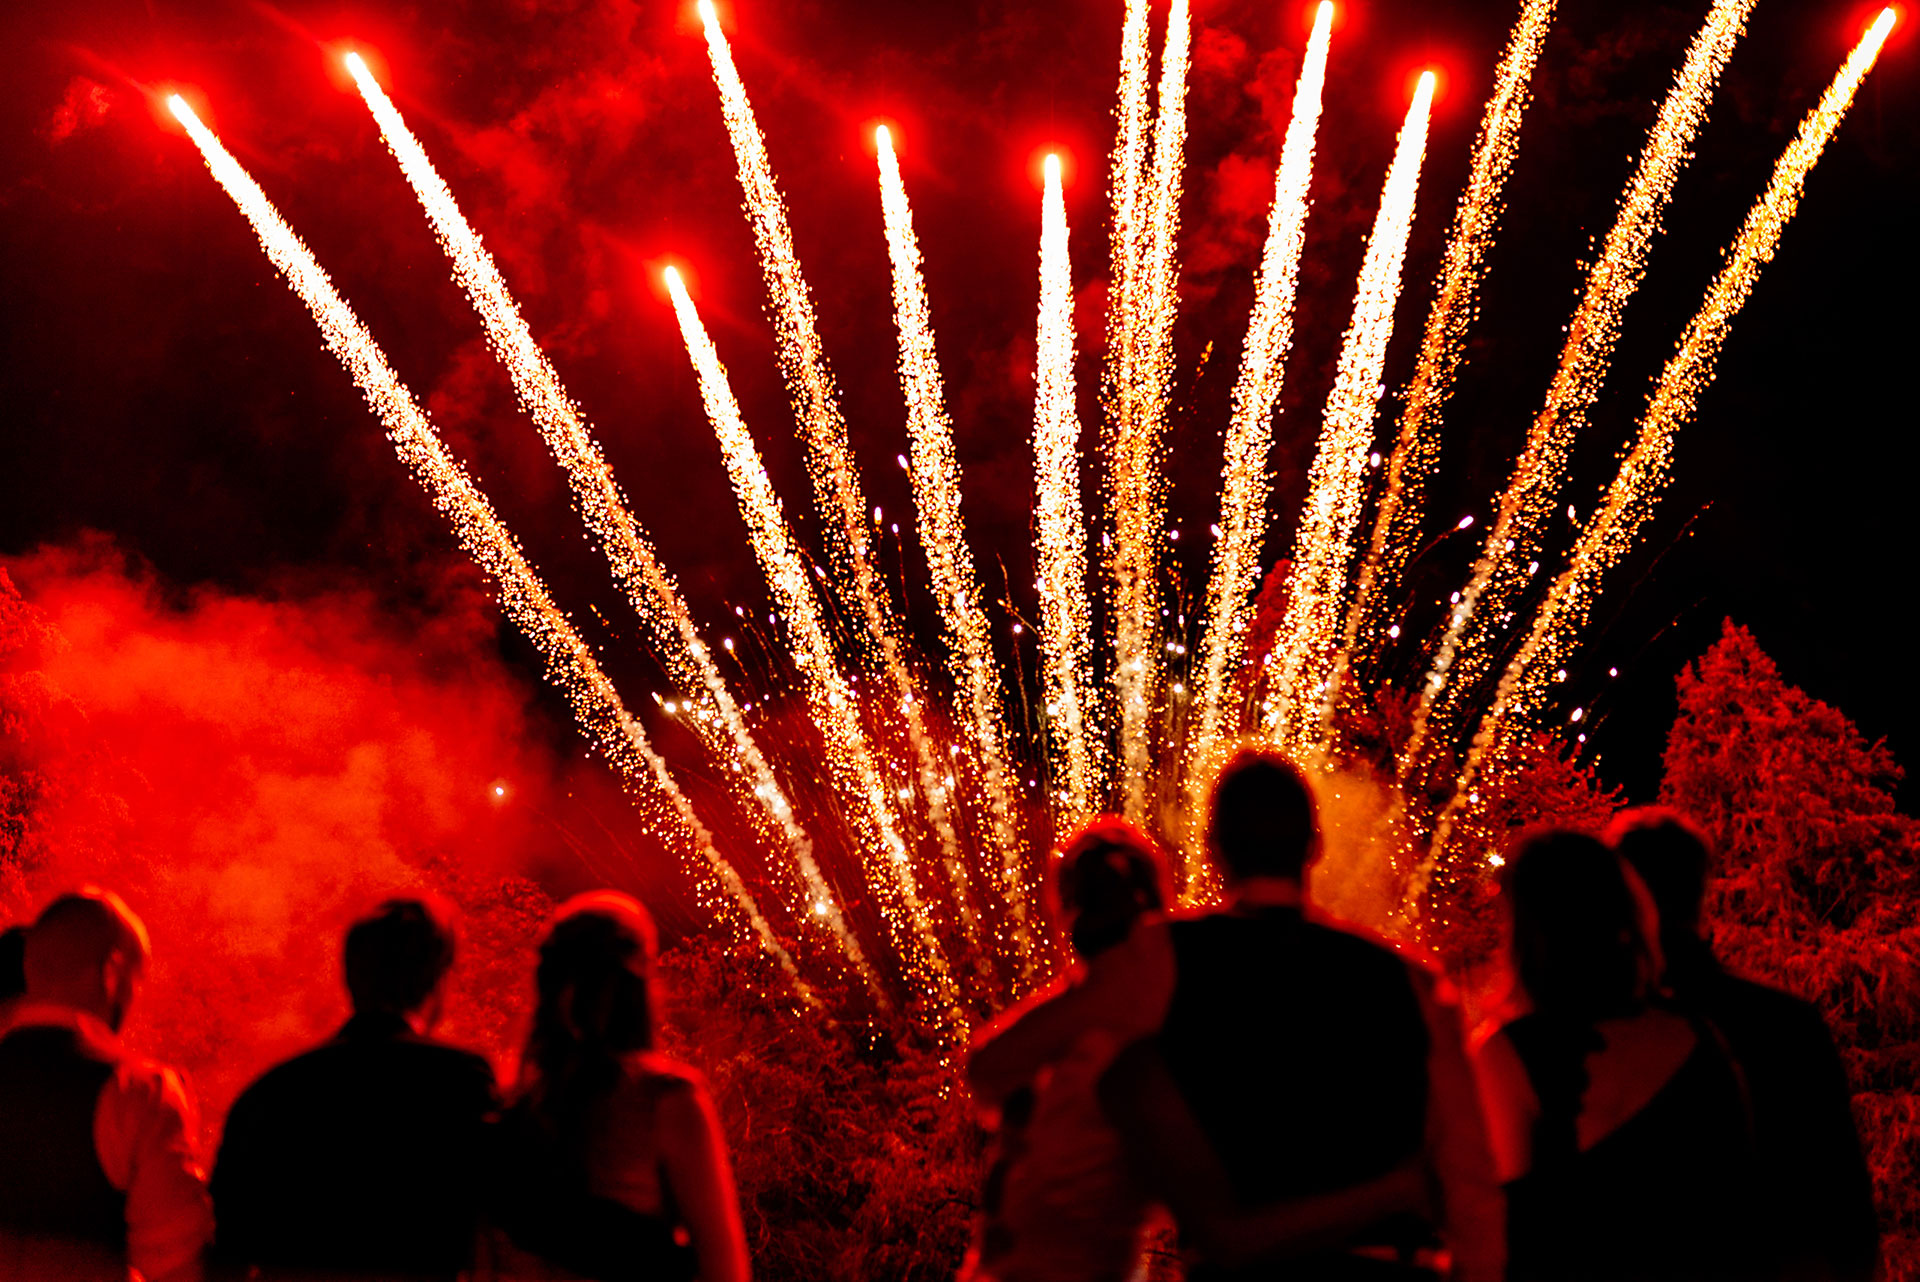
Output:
top-left (0, 887), bottom-right (213, 1282)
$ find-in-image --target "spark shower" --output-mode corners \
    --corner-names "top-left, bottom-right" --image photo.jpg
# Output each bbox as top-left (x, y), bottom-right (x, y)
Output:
top-left (164, 0), bottom-right (1896, 1029)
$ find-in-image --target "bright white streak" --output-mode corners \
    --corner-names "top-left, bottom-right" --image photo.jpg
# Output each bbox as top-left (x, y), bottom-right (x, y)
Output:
top-left (342, 57), bottom-right (873, 986)
top-left (1032, 154), bottom-right (1102, 821)
top-left (1107, 0), bottom-right (1191, 823)
top-left (1264, 74), bottom-right (1436, 749)
top-left (165, 95), bottom-right (806, 997)
top-left (664, 269), bottom-right (964, 1014)
top-left (1187, 0), bottom-right (1332, 882)
top-left (1424, 10), bottom-right (1897, 877)
top-left (874, 126), bottom-right (1033, 970)
top-left (1336, 0), bottom-right (1557, 692)
top-left (692, 10), bottom-right (979, 981)
top-left (1402, 0), bottom-right (1755, 774)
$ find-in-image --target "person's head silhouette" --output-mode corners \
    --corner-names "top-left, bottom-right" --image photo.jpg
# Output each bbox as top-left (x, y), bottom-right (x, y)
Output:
top-left (522, 891), bottom-right (659, 1118)
top-left (0, 924), bottom-right (27, 1007)
top-left (24, 887), bottom-right (151, 1032)
top-left (344, 897), bottom-right (456, 1032)
top-left (1606, 806), bottom-right (1713, 976)
top-left (1501, 830), bottom-right (1657, 1020)
top-left (1206, 748), bottom-right (1319, 887)
top-left (1052, 817), bottom-right (1168, 960)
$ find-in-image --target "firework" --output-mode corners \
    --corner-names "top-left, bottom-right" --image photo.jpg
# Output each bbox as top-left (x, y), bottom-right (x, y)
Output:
top-left (1335, 0), bottom-right (1558, 698)
top-left (664, 268), bottom-right (964, 1009)
top-left (1106, 0), bottom-right (1191, 824)
top-left (1420, 7), bottom-right (1899, 880)
top-left (1186, 0), bottom-right (1334, 886)
top-left (695, 6), bottom-right (980, 969)
top-left (1402, 0), bottom-right (1755, 775)
top-left (164, 95), bottom-right (807, 998)
top-left (161, 0), bottom-right (1880, 1026)
top-left (1264, 72), bottom-right (1437, 750)
top-left (1032, 154), bottom-right (1103, 822)
top-left (874, 126), bottom-right (1033, 970)
top-left (340, 55), bottom-right (876, 984)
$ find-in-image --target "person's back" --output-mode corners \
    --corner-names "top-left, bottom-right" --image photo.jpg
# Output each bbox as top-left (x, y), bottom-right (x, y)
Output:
top-left (1610, 809), bottom-right (1877, 1281)
top-left (1475, 830), bottom-right (1763, 1282)
top-left (212, 898), bottom-right (497, 1280)
top-left (492, 891), bottom-right (743, 1282)
top-left (1160, 908), bottom-right (1430, 1208)
top-left (0, 889), bottom-right (212, 1282)
top-left (1101, 752), bottom-right (1502, 1282)
top-left (962, 819), bottom-right (1170, 1282)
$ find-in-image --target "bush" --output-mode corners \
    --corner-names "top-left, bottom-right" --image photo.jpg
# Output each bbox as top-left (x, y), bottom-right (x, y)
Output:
top-left (1663, 620), bottom-right (1920, 1279)
top-left (657, 937), bottom-right (981, 1281)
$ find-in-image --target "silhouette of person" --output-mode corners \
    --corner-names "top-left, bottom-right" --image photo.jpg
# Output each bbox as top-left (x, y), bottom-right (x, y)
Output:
top-left (0, 923), bottom-right (26, 1023)
top-left (1097, 750), bottom-right (1502, 1281)
top-left (1609, 808), bottom-right (1878, 1282)
top-left (211, 896), bottom-right (499, 1281)
top-left (962, 816), bottom-right (1171, 1282)
top-left (491, 891), bottom-right (745, 1282)
top-left (0, 887), bottom-right (213, 1282)
top-left (1471, 829), bottom-right (1763, 1281)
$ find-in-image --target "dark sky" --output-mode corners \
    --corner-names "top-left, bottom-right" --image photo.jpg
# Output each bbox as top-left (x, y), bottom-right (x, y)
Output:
top-left (3, 0), bottom-right (1915, 806)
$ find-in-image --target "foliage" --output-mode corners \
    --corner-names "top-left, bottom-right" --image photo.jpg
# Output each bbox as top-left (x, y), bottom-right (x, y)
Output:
top-left (657, 937), bottom-right (981, 1282)
top-left (1663, 620), bottom-right (1920, 1279)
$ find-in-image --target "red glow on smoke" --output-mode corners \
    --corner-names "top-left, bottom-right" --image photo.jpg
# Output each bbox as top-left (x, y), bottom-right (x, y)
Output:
top-left (1303, 1), bottom-right (1345, 37)
top-left (1024, 145), bottom-right (1079, 192)
top-left (330, 45), bottom-right (392, 94)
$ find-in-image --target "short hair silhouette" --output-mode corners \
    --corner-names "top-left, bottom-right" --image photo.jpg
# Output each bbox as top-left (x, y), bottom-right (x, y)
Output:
top-left (25, 887), bottom-right (150, 986)
top-left (1053, 817), bottom-right (1168, 959)
top-left (1501, 830), bottom-right (1649, 1018)
top-left (0, 924), bottom-right (26, 1004)
top-left (344, 898), bottom-right (455, 1016)
top-left (1607, 806), bottom-right (1711, 938)
top-left (1207, 749), bottom-right (1317, 881)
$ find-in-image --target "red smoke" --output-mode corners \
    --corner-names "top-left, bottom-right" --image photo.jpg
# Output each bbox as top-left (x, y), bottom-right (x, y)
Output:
top-left (0, 538), bottom-right (669, 1139)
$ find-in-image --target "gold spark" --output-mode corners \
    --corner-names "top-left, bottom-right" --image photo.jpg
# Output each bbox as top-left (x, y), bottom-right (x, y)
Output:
top-left (1336, 0), bottom-right (1557, 698)
top-left (665, 268), bottom-right (965, 1014)
top-left (1031, 153), bottom-right (1103, 822)
top-left (166, 94), bottom-right (808, 999)
top-left (1265, 72), bottom-right (1437, 750)
top-left (695, 8), bottom-right (981, 962)
top-left (1421, 9), bottom-right (1896, 898)
top-left (343, 55), bottom-right (875, 990)
top-left (874, 125), bottom-right (1033, 971)
top-left (1403, 0), bottom-right (1754, 776)
top-left (1106, 0), bottom-right (1190, 824)
top-left (1187, 0), bottom-right (1332, 890)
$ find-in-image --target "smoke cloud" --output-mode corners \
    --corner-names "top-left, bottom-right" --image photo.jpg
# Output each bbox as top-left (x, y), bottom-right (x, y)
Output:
top-left (0, 537), bottom-right (678, 1137)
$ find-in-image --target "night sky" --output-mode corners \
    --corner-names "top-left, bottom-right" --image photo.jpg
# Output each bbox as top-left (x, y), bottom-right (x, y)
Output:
top-left (4, 0), bottom-right (1916, 809)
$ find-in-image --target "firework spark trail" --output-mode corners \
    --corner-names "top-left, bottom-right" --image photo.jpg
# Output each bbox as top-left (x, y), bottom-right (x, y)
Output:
top-left (1263, 73), bottom-right (1436, 750)
top-left (1334, 0), bottom-right (1557, 698)
top-left (663, 271), bottom-right (966, 1008)
top-left (164, 95), bottom-right (808, 1000)
top-left (342, 56), bottom-right (881, 987)
top-left (1106, 0), bottom-right (1154, 340)
top-left (1187, 0), bottom-right (1332, 870)
top-left (1418, 9), bottom-right (1897, 885)
top-left (1108, 0), bottom-right (1191, 823)
top-left (1032, 154), bottom-right (1102, 821)
top-left (874, 127), bottom-right (1033, 970)
top-left (1401, 0), bottom-right (1754, 774)
top-left (695, 2), bottom-right (976, 933)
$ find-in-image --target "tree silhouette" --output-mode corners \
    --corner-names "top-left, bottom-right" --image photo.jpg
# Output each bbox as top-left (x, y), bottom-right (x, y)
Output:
top-left (1664, 620), bottom-right (1920, 1276)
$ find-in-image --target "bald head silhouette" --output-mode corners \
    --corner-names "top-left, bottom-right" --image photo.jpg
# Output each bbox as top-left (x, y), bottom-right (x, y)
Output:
top-left (24, 888), bottom-right (151, 1032)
